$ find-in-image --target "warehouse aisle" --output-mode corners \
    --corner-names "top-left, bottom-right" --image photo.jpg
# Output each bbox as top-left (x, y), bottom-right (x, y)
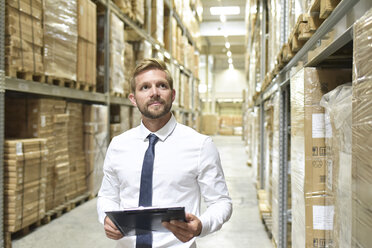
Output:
top-left (12, 135), bottom-right (272, 248)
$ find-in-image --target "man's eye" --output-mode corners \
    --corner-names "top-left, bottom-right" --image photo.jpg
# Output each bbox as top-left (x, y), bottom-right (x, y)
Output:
top-left (160, 84), bottom-right (167, 89)
top-left (141, 85), bottom-right (148, 90)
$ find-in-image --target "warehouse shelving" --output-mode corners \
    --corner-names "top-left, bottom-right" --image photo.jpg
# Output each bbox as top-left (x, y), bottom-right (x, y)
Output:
top-left (246, 0), bottom-right (372, 247)
top-left (0, 0), bottom-right (202, 246)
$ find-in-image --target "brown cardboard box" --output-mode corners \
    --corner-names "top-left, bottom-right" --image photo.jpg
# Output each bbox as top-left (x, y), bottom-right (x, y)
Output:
top-left (305, 195), bottom-right (334, 248)
top-left (201, 114), bottom-right (219, 135)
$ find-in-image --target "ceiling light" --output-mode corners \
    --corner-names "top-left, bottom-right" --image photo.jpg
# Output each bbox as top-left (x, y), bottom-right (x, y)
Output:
top-left (225, 42), bottom-right (230, 49)
top-left (227, 51), bottom-right (232, 57)
top-left (220, 15), bottom-right (226, 23)
top-left (210, 6), bottom-right (240, 16)
top-left (228, 58), bottom-right (233, 64)
top-left (154, 44), bottom-right (160, 50)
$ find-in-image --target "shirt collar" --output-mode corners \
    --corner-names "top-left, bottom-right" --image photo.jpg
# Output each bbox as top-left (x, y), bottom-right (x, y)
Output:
top-left (139, 114), bottom-right (177, 142)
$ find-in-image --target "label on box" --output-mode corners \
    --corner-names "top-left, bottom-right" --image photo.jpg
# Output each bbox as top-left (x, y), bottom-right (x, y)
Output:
top-left (16, 142), bottom-right (23, 155)
top-left (313, 205), bottom-right (334, 230)
top-left (312, 113), bottom-right (325, 138)
top-left (41, 115), bottom-right (46, 127)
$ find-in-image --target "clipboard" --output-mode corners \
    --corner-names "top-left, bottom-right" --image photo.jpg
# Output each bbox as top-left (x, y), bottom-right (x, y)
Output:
top-left (105, 206), bottom-right (186, 236)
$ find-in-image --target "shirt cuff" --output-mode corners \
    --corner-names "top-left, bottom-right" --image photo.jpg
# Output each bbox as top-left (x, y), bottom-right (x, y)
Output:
top-left (198, 215), bottom-right (211, 237)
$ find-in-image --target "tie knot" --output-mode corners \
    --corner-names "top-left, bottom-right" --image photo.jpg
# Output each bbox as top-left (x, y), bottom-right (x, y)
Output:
top-left (148, 134), bottom-right (159, 146)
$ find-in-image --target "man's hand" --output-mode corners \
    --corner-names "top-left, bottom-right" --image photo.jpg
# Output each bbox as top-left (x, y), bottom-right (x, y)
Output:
top-left (104, 216), bottom-right (124, 240)
top-left (162, 213), bottom-right (202, 243)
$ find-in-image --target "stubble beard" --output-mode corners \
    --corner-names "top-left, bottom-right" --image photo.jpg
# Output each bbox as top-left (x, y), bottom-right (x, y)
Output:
top-left (138, 97), bottom-right (173, 119)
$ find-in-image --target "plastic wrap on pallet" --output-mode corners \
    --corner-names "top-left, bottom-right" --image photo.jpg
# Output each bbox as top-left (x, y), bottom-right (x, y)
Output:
top-left (44, 0), bottom-right (77, 80)
top-left (290, 67), bottom-right (351, 248)
top-left (5, 1), bottom-right (44, 76)
top-left (320, 84), bottom-right (352, 248)
top-left (267, 0), bottom-right (284, 73)
top-left (4, 138), bottom-right (48, 233)
top-left (271, 92), bottom-right (280, 245)
top-left (84, 104), bottom-right (108, 196)
top-left (352, 8), bottom-right (372, 248)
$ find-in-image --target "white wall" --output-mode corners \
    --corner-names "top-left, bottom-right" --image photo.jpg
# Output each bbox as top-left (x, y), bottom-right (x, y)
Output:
top-left (214, 68), bottom-right (246, 100)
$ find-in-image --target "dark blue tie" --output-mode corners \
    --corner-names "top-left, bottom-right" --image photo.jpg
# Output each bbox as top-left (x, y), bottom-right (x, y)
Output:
top-left (136, 134), bottom-right (159, 248)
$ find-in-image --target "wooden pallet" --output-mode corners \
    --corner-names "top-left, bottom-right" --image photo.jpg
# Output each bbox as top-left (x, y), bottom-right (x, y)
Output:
top-left (45, 75), bottom-right (76, 89)
top-left (76, 81), bottom-right (96, 92)
top-left (6, 67), bottom-right (44, 83)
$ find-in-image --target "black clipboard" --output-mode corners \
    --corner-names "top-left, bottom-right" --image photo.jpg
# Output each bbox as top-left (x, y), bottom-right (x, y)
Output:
top-left (105, 206), bottom-right (186, 236)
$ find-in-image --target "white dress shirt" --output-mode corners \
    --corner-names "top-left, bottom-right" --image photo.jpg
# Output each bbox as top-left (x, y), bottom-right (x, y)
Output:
top-left (97, 114), bottom-right (232, 248)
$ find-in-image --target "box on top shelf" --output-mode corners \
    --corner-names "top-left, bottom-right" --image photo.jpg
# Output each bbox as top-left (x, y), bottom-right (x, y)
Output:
top-left (77, 0), bottom-right (97, 87)
top-left (44, 0), bottom-right (78, 81)
top-left (131, 0), bottom-right (145, 25)
top-left (352, 8), bottom-right (372, 248)
top-left (5, 1), bottom-right (44, 78)
top-left (150, 0), bottom-right (164, 45)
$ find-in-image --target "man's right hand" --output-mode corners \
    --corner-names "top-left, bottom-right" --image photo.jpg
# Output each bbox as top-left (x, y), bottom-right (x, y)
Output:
top-left (104, 216), bottom-right (124, 240)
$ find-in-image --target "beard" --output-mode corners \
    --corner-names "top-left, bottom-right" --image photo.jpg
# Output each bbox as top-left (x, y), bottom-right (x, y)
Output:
top-left (137, 96), bottom-right (173, 119)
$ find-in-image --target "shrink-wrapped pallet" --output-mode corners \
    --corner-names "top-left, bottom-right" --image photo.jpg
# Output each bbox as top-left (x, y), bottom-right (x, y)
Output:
top-left (66, 102), bottom-right (87, 200)
top-left (5, 0), bottom-right (44, 78)
top-left (84, 104), bottom-right (108, 196)
top-left (77, 0), bottom-right (97, 87)
top-left (4, 138), bottom-right (48, 233)
top-left (352, 8), bottom-right (372, 248)
top-left (44, 0), bottom-right (78, 80)
top-left (320, 84), bottom-right (352, 248)
top-left (290, 68), bottom-right (351, 247)
top-left (97, 12), bottom-right (125, 95)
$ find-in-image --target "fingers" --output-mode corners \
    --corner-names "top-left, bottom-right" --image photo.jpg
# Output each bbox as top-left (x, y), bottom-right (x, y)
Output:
top-left (162, 213), bottom-right (202, 243)
top-left (104, 216), bottom-right (124, 240)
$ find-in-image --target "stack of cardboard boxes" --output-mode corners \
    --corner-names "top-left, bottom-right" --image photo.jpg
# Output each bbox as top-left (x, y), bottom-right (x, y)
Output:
top-left (150, 0), bottom-right (164, 45)
top-left (4, 138), bottom-right (48, 233)
top-left (43, 0), bottom-right (77, 81)
top-left (352, 8), bottom-right (372, 248)
top-left (290, 67), bottom-right (351, 248)
top-left (77, 0), bottom-right (97, 89)
top-left (5, 0), bottom-right (44, 79)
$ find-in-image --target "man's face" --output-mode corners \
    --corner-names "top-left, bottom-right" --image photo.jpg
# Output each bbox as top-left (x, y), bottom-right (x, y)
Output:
top-left (129, 69), bottom-right (175, 119)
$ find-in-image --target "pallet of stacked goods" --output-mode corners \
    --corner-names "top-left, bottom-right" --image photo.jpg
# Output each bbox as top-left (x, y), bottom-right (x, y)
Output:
top-left (97, 11), bottom-right (126, 97)
top-left (352, 8), bottom-right (372, 248)
top-left (77, 0), bottom-right (97, 92)
top-left (123, 41), bottom-right (135, 95)
top-left (131, 0), bottom-right (145, 25)
top-left (5, 0), bottom-right (44, 82)
top-left (113, 0), bottom-right (134, 19)
top-left (150, 0), bottom-right (164, 45)
top-left (66, 102), bottom-right (88, 201)
top-left (320, 84), bottom-right (352, 248)
top-left (110, 104), bottom-right (132, 141)
top-left (3, 138), bottom-right (48, 245)
top-left (290, 67), bottom-right (351, 248)
top-left (83, 104), bottom-right (108, 196)
top-left (43, 0), bottom-right (77, 87)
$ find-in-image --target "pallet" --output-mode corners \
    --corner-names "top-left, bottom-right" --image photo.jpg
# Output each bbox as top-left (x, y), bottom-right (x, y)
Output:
top-left (6, 67), bottom-right (44, 83)
top-left (45, 75), bottom-right (76, 89)
top-left (76, 81), bottom-right (96, 92)
top-left (111, 91), bottom-right (126, 98)
top-left (5, 219), bottom-right (43, 248)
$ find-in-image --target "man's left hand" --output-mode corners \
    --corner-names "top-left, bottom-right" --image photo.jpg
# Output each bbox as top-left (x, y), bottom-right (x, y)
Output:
top-left (162, 213), bottom-right (202, 243)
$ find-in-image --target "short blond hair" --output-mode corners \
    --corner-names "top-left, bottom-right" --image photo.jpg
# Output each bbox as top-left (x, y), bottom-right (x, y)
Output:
top-left (130, 58), bottom-right (173, 93)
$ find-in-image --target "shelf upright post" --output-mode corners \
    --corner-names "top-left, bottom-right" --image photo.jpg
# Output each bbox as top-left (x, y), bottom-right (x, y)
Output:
top-left (278, 85), bottom-right (289, 248)
top-left (104, 0), bottom-right (111, 145)
top-left (259, 96), bottom-right (265, 190)
top-left (0, 0), bottom-right (4, 246)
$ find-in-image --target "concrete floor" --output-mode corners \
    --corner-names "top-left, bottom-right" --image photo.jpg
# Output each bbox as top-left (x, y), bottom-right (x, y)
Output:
top-left (12, 135), bottom-right (272, 248)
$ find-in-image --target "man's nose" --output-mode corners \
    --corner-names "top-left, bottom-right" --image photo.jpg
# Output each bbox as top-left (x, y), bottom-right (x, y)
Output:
top-left (150, 86), bottom-right (159, 96)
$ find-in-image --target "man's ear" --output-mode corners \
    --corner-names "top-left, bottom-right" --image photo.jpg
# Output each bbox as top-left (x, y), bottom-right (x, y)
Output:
top-left (171, 89), bottom-right (176, 102)
top-left (128, 93), bottom-right (137, 107)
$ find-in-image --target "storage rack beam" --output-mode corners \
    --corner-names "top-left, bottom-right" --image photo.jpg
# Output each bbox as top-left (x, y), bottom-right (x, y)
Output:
top-left (0, 0), bottom-right (4, 246)
top-left (281, 0), bottom-right (359, 74)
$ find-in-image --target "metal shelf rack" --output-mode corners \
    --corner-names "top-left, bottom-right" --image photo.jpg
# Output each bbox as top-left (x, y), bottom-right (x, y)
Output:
top-left (250, 1), bottom-right (372, 248)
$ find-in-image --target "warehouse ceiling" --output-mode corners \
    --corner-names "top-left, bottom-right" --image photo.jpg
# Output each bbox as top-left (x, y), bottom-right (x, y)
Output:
top-left (199, 0), bottom-right (246, 70)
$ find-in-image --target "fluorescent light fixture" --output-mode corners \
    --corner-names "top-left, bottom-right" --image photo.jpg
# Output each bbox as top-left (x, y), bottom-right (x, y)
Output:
top-left (229, 64), bottom-right (234, 70)
top-left (227, 51), bottom-right (232, 57)
top-left (228, 58), bottom-right (233, 64)
top-left (225, 42), bottom-right (230, 49)
top-left (220, 15), bottom-right (226, 23)
top-left (154, 44), bottom-right (160, 50)
top-left (210, 6), bottom-right (240, 16)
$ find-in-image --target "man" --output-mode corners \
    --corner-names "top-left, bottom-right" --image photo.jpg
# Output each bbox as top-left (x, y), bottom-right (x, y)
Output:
top-left (97, 58), bottom-right (232, 248)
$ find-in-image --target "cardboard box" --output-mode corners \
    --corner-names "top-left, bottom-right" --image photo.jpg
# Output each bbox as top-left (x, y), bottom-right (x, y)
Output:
top-left (201, 114), bottom-right (219, 135)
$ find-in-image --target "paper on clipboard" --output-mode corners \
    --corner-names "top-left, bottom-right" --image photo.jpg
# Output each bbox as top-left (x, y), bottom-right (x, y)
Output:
top-left (105, 206), bottom-right (186, 236)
